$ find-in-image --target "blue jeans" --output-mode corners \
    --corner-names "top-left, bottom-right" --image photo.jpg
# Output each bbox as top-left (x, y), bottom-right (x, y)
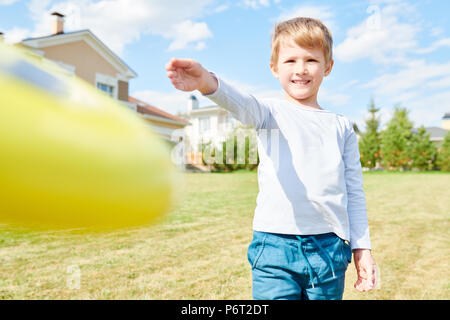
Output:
top-left (247, 231), bottom-right (352, 300)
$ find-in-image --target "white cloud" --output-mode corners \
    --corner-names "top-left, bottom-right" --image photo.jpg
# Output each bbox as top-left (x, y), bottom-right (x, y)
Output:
top-left (338, 79), bottom-right (360, 91)
top-left (319, 89), bottom-right (351, 107)
top-left (426, 76), bottom-right (450, 89)
top-left (241, 0), bottom-right (270, 10)
top-left (406, 91), bottom-right (450, 128)
top-left (0, 0), bottom-right (18, 5)
top-left (166, 20), bottom-right (212, 52)
top-left (274, 5), bottom-right (335, 31)
top-left (23, 0), bottom-right (215, 55)
top-left (363, 60), bottom-right (450, 96)
top-left (3, 27), bottom-right (30, 43)
top-left (414, 38), bottom-right (450, 55)
top-left (333, 0), bottom-right (449, 128)
top-left (240, 0), bottom-right (282, 10)
top-left (334, 2), bottom-right (420, 65)
top-left (213, 4), bottom-right (229, 13)
top-left (430, 26), bottom-right (444, 37)
top-left (361, 59), bottom-right (450, 127)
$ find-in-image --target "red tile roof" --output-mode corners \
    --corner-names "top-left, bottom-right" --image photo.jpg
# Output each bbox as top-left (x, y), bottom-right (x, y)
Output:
top-left (129, 96), bottom-right (189, 125)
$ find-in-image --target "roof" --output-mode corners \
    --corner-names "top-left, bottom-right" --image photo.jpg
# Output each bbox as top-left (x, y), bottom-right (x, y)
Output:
top-left (129, 96), bottom-right (190, 125)
top-left (21, 29), bottom-right (137, 78)
top-left (412, 126), bottom-right (449, 140)
top-left (189, 104), bottom-right (230, 116)
top-left (191, 104), bottom-right (220, 111)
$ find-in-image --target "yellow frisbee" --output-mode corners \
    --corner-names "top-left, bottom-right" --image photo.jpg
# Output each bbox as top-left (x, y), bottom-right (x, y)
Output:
top-left (0, 43), bottom-right (180, 230)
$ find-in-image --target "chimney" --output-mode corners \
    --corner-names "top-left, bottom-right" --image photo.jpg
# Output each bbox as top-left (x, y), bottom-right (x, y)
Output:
top-left (188, 94), bottom-right (199, 114)
top-left (51, 12), bottom-right (65, 35)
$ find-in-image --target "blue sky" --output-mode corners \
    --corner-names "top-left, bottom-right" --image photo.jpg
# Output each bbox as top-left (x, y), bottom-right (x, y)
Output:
top-left (1, 0), bottom-right (450, 130)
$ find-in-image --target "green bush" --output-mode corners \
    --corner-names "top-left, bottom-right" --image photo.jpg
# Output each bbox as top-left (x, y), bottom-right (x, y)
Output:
top-left (436, 131), bottom-right (450, 171)
top-left (359, 98), bottom-right (381, 169)
top-left (380, 106), bottom-right (414, 171)
top-left (201, 126), bottom-right (259, 172)
top-left (408, 126), bottom-right (437, 171)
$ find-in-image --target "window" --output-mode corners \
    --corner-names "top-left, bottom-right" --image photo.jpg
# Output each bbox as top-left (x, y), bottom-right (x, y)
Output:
top-left (224, 114), bottom-right (233, 130)
top-left (97, 83), bottom-right (114, 97)
top-left (199, 116), bottom-right (210, 133)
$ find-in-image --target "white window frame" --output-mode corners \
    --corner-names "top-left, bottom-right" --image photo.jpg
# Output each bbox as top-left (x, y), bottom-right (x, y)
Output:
top-left (96, 82), bottom-right (114, 97)
top-left (95, 73), bottom-right (117, 99)
top-left (199, 116), bottom-right (211, 133)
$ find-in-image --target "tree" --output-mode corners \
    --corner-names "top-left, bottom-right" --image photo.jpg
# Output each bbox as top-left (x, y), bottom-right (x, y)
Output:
top-left (359, 97), bottom-right (381, 169)
top-left (380, 105), bottom-right (414, 170)
top-left (408, 126), bottom-right (437, 170)
top-left (436, 131), bottom-right (450, 171)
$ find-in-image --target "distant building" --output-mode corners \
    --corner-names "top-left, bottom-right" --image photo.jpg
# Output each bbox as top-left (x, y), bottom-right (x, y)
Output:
top-left (129, 96), bottom-right (189, 144)
top-left (412, 113), bottom-right (450, 149)
top-left (180, 95), bottom-right (243, 166)
top-left (443, 113), bottom-right (450, 131)
top-left (19, 12), bottom-right (137, 110)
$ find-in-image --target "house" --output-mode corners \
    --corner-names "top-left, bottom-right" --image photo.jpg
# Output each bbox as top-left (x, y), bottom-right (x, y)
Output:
top-left (179, 94), bottom-right (243, 166)
top-left (129, 96), bottom-right (190, 145)
top-left (19, 12), bottom-right (137, 110)
top-left (442, 113), bottom-right (450, 130)
top-left (412, 113), bottom-right (450, 149)
top-left (16, 12), bottom-right (187, 144)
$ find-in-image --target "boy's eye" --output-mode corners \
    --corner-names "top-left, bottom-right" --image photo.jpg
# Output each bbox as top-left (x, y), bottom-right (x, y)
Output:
top-left (284, 60), bottom-right (295, 63)
top-left (307, 59), bottom-right (317, 62)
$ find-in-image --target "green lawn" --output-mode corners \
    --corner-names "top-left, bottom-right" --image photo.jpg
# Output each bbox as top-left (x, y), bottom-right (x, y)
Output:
top-left (0, 170), bottom-right (449, 299)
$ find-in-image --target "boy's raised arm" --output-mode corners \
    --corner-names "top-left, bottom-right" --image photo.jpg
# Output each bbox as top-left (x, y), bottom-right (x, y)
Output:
top-left (166, 58), bottom-right (269, 129)
top-left (166, 58), bottom-right (218, 95)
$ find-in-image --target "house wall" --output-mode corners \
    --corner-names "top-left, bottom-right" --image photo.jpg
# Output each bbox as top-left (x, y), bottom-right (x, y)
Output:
top-left (144, 118), bottom-right (186, 130)
top-left (143, 119), bottom-right (186, 143)
top-left (185, 109), bottom-right (240, 153)
top-left (443, 119), bottom-right (450, 131)
top-left (40, 40), bottom-right (121, 86)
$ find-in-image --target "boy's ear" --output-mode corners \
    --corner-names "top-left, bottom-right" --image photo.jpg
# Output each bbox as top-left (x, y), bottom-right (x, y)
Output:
top-left (324, 59), bottom-right (334, 77)
top-left (270, 61), bottom-right (279, 79)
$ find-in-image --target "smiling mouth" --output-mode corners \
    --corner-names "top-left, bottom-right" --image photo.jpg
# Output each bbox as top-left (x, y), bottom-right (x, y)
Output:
top-left (291, 80), bottom-right (311, 85)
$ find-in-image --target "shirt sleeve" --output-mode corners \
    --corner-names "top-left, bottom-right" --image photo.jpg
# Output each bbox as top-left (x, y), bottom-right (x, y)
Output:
top-left (343, 124), bottom-right (372, 250)
top-left (202, 73), bottom-right (270, 129)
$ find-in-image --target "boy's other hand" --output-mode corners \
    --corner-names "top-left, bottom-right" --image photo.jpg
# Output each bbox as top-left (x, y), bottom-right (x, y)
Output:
top-left (165, 58), bottom-right (218, 95)
top-left (353, 249), bottom-right (376, 292)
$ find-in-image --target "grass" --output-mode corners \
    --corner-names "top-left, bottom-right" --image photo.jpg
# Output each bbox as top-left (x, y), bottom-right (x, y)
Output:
top-left (0, 170), bottom-right (449, 299)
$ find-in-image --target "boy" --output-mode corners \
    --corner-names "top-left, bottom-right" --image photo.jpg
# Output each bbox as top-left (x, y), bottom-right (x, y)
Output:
top-left (166, 17), bottom-right (376, 300)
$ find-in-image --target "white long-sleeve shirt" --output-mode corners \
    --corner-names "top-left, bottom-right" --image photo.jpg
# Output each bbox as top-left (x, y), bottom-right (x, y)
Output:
top-left (204, 76), bottom-right (371, 250)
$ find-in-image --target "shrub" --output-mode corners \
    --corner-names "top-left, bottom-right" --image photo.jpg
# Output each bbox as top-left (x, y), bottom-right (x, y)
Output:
top-left (436, 131), bottom-right (450, 171)
top-left (201, 126), bottom-right (259, 172)
top-left (408, 126), bottom-right (437, 170)
top-left (380, 106), bottom-right (413, 170)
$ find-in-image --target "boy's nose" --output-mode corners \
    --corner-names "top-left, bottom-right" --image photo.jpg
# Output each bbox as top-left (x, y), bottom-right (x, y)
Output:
top-left (295, 63), bottom-right (307, 75)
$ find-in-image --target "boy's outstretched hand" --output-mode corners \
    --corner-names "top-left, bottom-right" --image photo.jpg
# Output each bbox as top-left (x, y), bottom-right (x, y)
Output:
top-left (165, 58), bottom-right (218, 95)
top-left (353, 249), bottom-right (377, 292)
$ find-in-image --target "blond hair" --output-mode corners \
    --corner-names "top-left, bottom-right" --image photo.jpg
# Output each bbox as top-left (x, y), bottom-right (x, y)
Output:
top-left (271, 17), bottom-right (333, 69)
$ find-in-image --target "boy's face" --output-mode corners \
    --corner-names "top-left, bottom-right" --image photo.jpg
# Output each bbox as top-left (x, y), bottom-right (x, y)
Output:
top-left (271, 39), bottom-right (333, 108)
